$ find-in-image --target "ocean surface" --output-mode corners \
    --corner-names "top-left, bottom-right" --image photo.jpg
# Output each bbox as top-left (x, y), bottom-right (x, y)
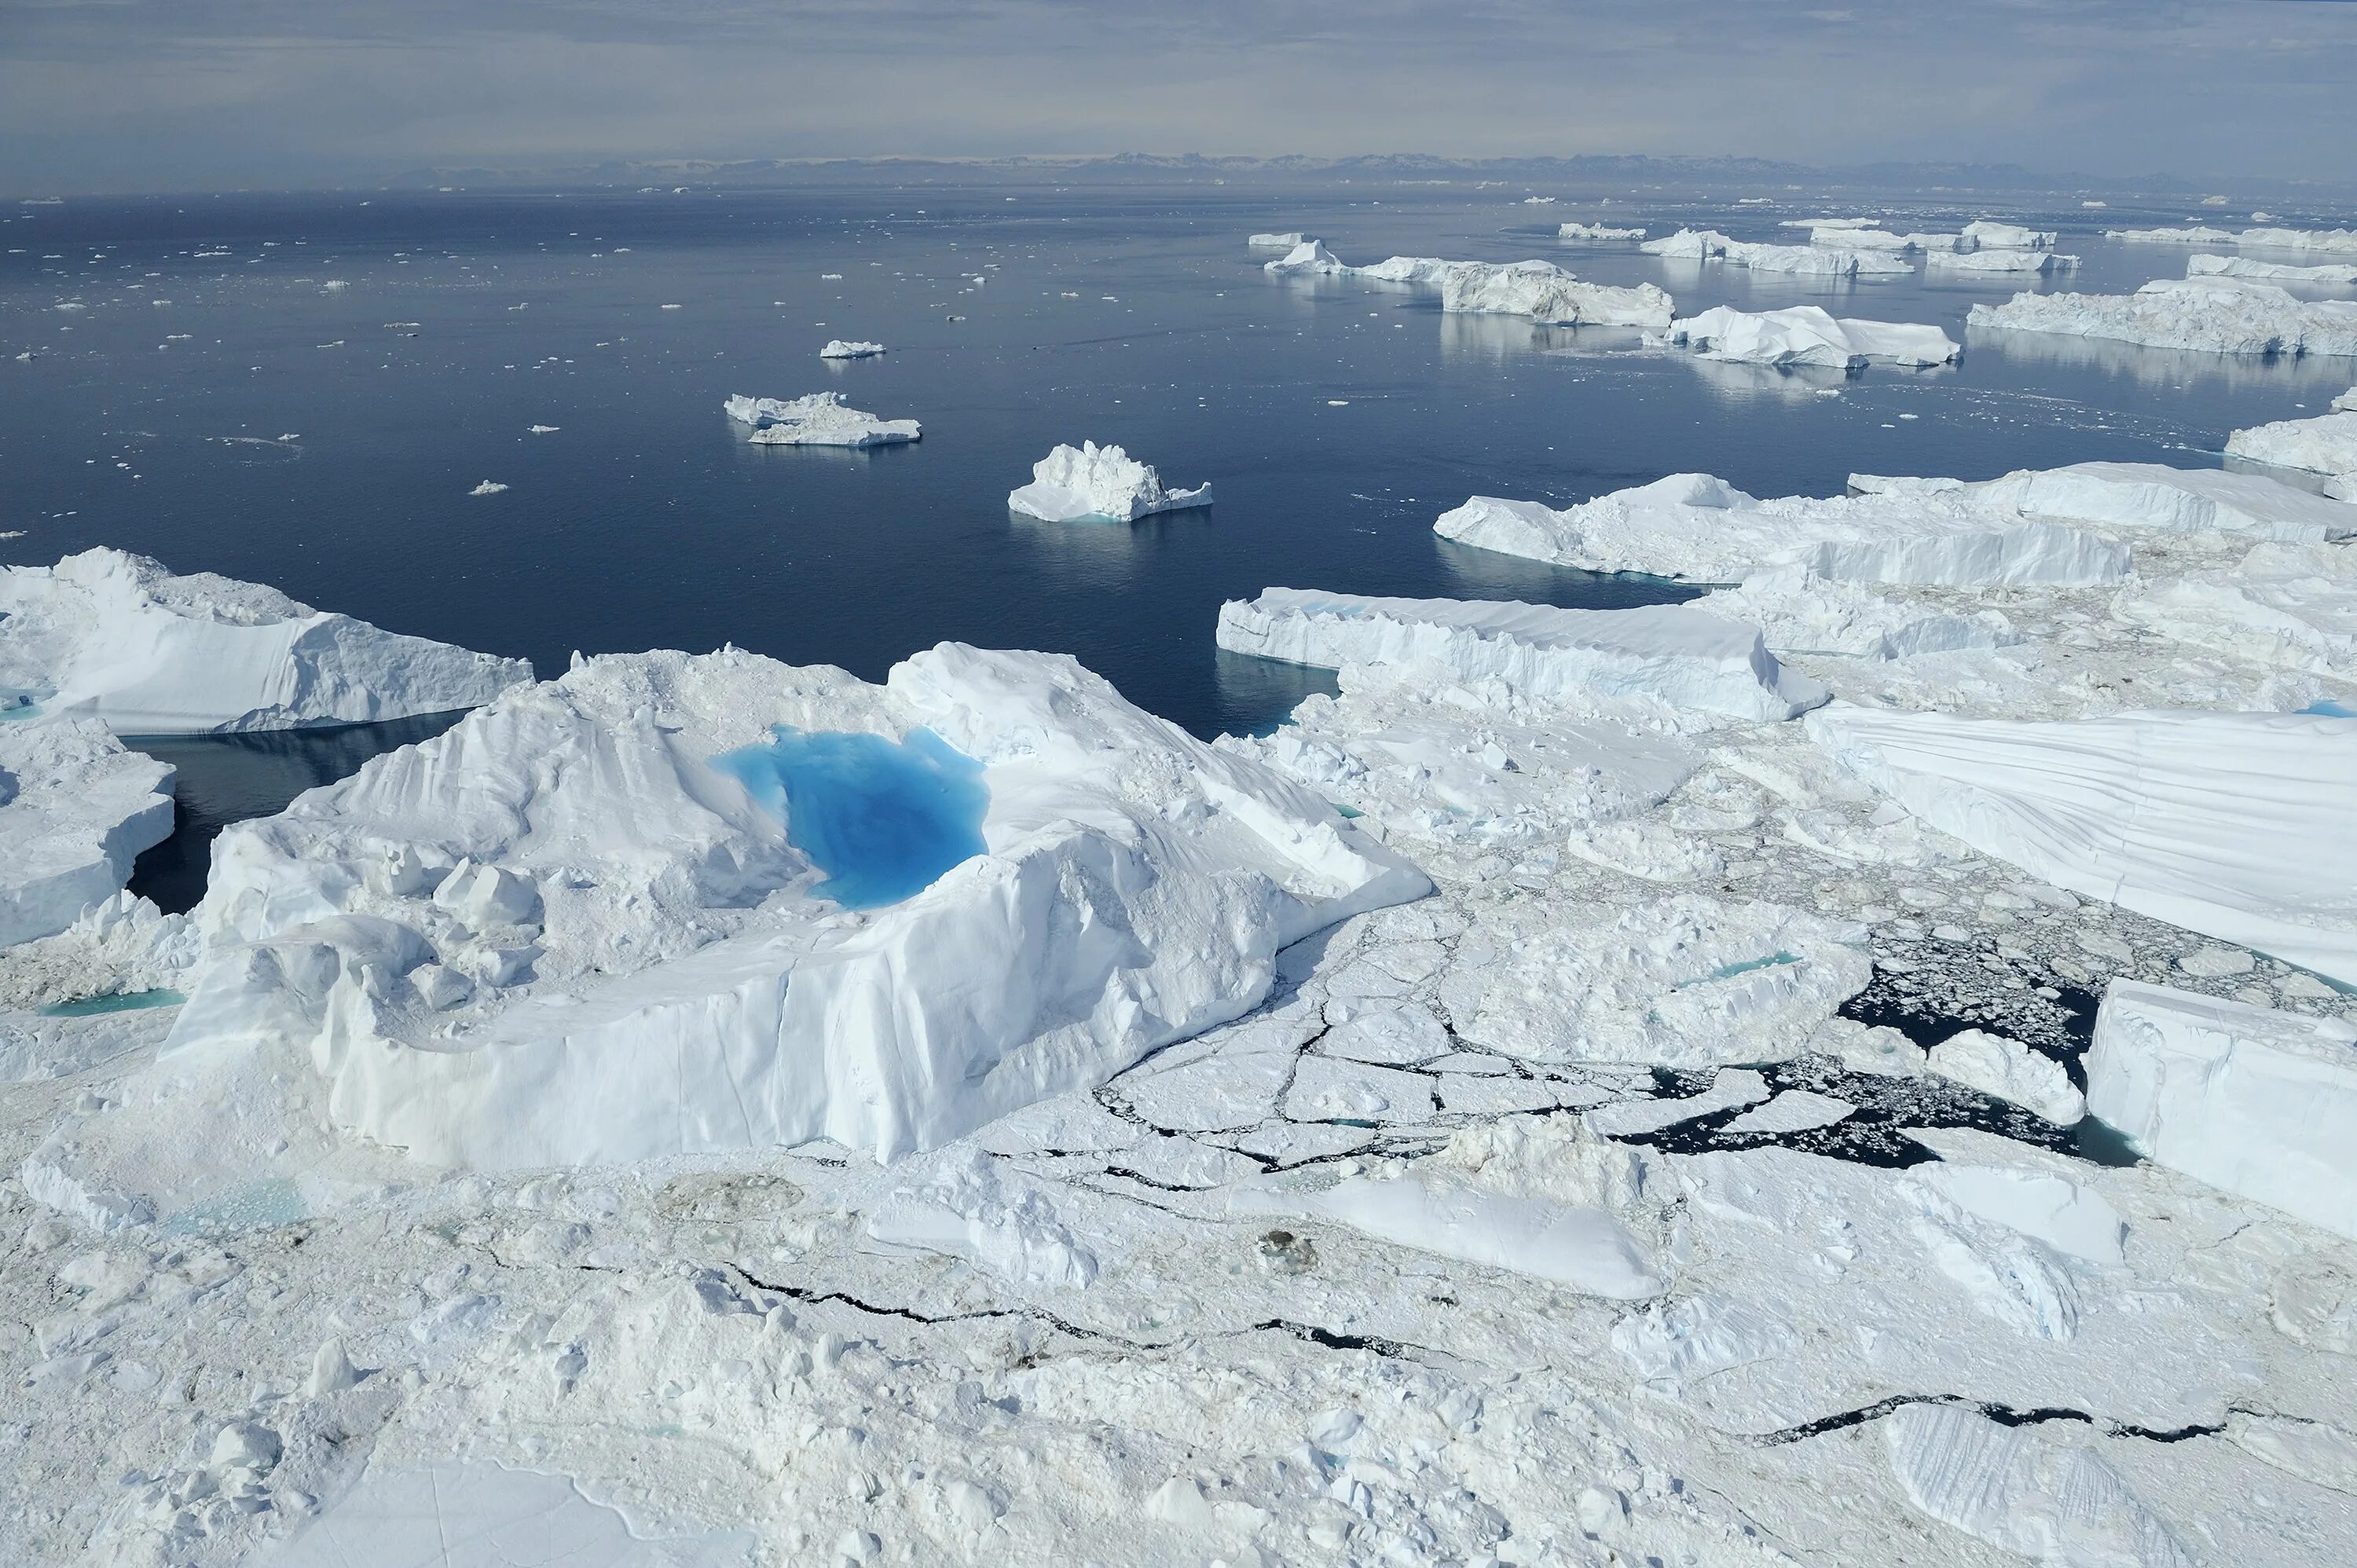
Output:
top-left (6, 181), bottom-right (2353, 902)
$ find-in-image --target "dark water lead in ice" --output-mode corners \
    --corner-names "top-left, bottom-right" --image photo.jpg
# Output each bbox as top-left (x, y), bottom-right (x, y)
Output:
top-left (713, 725), bottom-right (989, 910)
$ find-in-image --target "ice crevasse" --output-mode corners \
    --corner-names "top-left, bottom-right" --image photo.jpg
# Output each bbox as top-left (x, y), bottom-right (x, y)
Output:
top-left (156, 644), bottom-right (1428, 1168)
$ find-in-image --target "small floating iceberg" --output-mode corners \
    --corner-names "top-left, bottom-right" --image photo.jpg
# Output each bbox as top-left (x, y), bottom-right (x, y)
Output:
top-left (1927, 248), bottom-right (2079, 275)
top-left (1248, 231), bottom-right (1312, 248)
top-left (1559, 222), bottom-right (1647, 241)
top-left (724, 390), bottom-right (920, 447)
top-left (467, 480), bottom-right (508, 496)
top-left (0, 719), bottom-right (176, 948)
top-left (1264, 240), bottom-right (1347, 275)
top-left (819, 339), bottom-right (886, 359)
top-left (1008, 441), bottom-right (1211, 523)
top-left (2188, 254), bottom-right (2357, 285)
top-left (2226, 394), bottom-right (2357, 483)
top-left (1641, 230), bottom-right (1911, 277)
top-left (1438, 260), bottom-right (1673, 330)
top-left (1960, 219), bottom-right (2057, 251)
top-left (1650, 306), bottom-right (1960, 368)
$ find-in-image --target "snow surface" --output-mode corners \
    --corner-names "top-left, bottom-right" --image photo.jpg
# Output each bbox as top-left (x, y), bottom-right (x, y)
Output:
top-left (1969, 277), bottom-right (2357, 357)
top-left (1006, 441), bottom-right (1211, 523)
top-left (817, 339), bottom-right (885, 359)
top-left (723, 392), bottom-right (920, 447)
top-left (1651, 306), bottom-right (1960, 369)
top-left (0, 548), bottom-right (531, 735)
top-left (0, 720), bottom-right (175, 949)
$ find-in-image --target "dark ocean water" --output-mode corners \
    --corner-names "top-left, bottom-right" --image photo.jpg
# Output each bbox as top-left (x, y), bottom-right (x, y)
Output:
top-left (5, 181), bottom-right (2352, 902)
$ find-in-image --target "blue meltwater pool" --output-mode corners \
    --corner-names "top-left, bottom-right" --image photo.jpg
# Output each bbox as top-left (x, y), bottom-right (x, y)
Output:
top-left (713, 725), bottom-right (990, 910)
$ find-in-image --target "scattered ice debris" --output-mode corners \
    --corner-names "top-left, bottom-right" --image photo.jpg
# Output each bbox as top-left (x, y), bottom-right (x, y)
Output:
top-left (1649, 306), bottom-right (1961, 368)
top-left (818, 339), bottom-right (885, 359)
top-left (2089, 980), bottom-right (2357, 1239)
top-left (2108, 224), bottom-right (2357, 256)
top-left (1960, 219), bottom-right (2058, 250)
top-left (1557, 222), bottom-right (1646, 241)
top-left (0, 720), bottom-right (175, 948)
top-left (724, 391), bottom-right (920, 447)
top-left (0, 548), bottom-right (531, 735)
top-left (467, 480), bottom-right (508, 496)
top-left (1969, 277), bottom-right (2357, 357)
top-left (1926, 1028), bottom-right (2084, 1124)
top-left (2188, 253), bottom-right (2357, 285)
top-left (1926, 247), bottom-right (2080, 275)
top-left (1810, 706), bottom-right (2357, 984)
top-left (1007, 441), bottom-right (1209, 523)
top-left (1247, 231), bottom-right (1312, 248)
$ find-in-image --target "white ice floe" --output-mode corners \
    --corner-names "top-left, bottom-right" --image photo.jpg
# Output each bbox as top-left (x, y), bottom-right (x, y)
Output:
top-left (2188, 254), bottom-right (2357, 285)
top-left (1969, 277), bottom-right (2357, 357)
top-left (2227, 397), bottom-right (2357, 482)
top-left (2110, 224), bottom-right (2357, 257)
top-left (1215, 589), bottom-right (1829, 724)
top-left (1246, 232), bottom-right (1311, 248)
top-left (1557, 222), bottom-right (1646, 241)
top-left (0, 548), bottom-right (531, 735)
top-left (1640, 230), bottom-right (1912, 276)
top-left (724, 391), bottom-right (920, 447)
top-left (145, 644), bottom-right (1425, 1172)
top-left (1926, 247), bottom-right (2079, 275)
top-left (1006, 441), bottom-right (1211, 523)
top-left (1263, 240), bottom-right (1347, 276)
top-left (2088, 980), bottom-right (2357, 1240)
top-left (818, 339), bottom-right (885, 359)
top-left (0, 720), bottom-right (175, 949)
top-left (1436, 260), bottom-right (1673, 330)
top-left (1960, 219), bottom-right (2057, 251)
top-left (2112, 542), bottom-right (2357, 679)
top-left (1435, 472), bottom-right (2131, 588)
top-left (1926, 1028), bottom-right (2085, 1124)
top-left (1809, 705), bottom-right (2357, 984)
top-left (467, 481), bottom-right (507, 496)
top-left (1651, 306), bottom-right (1961, 369)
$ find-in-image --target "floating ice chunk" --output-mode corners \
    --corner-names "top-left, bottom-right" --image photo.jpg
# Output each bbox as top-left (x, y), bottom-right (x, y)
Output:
top-left (1960, 219), bottom-right (2057, 250)
top-left (1263, 239), bottom-right (1346, 275)
top-left (1926, 248), bottom-right (2080, 275)
top-left (1558, 221), bottom-right (1647, 241)
top-left (2188, 253), bottom-right (2357, 284)
top-left (2088, 980), bottom-right (2357, 1240)
top-left (1883, 1405), bottom-right (2197, 1567)
top-left (1926, 1029), bottom-right (2085, 1124)
top-left (0, 548), bottom-right (531, 735)
top-left (1215, 588), bottom-right (1828, 724)
top-left (1350, 255), bottom-right (1455, 284)
top-left (1006, 441), bottom-right (1210, 523)
top-left (467, 480), bottom-right (507, 496)
top-left (2112, 542), bottom-right (2357, 678)
top-left (1962, 460), bottom-right (2357, 543)
top-left (1969, 277), bottom-right (2357, 357)
top-left (2226, 399), bottom-right (2357, 481)
top-left (724, 390), bottom-right (919, 447)
top-left (526, 423), bottom-right (559, 434)
top-left (0, 720), bottom-right (175, 948)
top-left (1809, 706), bottom-right (2357, 984)
top-left (1721, 1089), bottom-right (1854, 1136)
top-left (818, 339), bottom-right (885, 359)
top-left (157, 645), bottom-right (1425, 1168)
top-left (1642, 229), bottom-right (1910, 276)
top-left (1247, 231), bottom-right (1311, 248)
top-left (1435, 473), bottom-right (2129, 588)
top-left (1653, 306), bottom-right (1959, 368)
top-left (2110, 224), bottom-right (2357, 256)
top-left (1438, 260), bottom-right (1673, 329)
top-left (1809, 227), bottom-right (1960, 253)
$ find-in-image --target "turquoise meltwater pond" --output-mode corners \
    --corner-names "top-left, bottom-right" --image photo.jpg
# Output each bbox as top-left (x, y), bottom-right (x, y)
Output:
top-left (713, 725), bottom-right (989, 910)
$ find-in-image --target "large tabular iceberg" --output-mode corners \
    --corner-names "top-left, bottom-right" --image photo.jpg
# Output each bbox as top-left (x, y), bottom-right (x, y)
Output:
top-left (156, 645), bottom-right (1426, 1168)
top-left (724, 391), bottom-right (921, 447)
top-left (1959, 220), bottom-right (2056, 251)
top-left (1641, 230), bottom-right (1912, 277)
top-left (1006, 441), bottom-right (1211, 523)
top-left (1926, 248), bottom-right (2078, 276)
top-left (1948, 460), bottom-right (2357, 543)
top-left (0, 719), bottom-right (176, 948)
top-left (2088, 980), bottom-right (2357, 1240)
top-left (2226, 395), bottom-right (2357, 485)
top-left (1651, 306), bottom-right (1960, 369)
top-left (1969, 278), bottom-right (2357, 357)
top-left (818, 339), bottom-right (885, 360)
top-left (2188, 254), bottom-right (2357, 285)
top-left (1808, 705), bottom-right (2357, 984)
top-left (1215, 589), bottom-right (1829, 724)
top-left (1436, 261), bottom-right (1673, 330)
top-left (1434, 472), bottom-right (2130, 588)
top-left (0, 548), bottom-right (532, 735)
top-left (2110, 224), bottom-right (2357, 257)
top-left (1246, 232), bottom-right (1310, 248)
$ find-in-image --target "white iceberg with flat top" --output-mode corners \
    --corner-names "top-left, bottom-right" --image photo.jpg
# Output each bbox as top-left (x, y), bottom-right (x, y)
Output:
top-left (1960, 460), bottom-right (2357, 543)
top-left (1215, 589), bottom-right (1827, 724)
top-left (1926, 248), bottom-right (2078, 275)
top-left (2227, 401), bottom-right (2357, 482)
top-left (1263, 240), bottom-right (1346, 276)
top-left (724, 391), bottom-right (920, 447)
top-left (2189, 254), bottom-right (2357, 285)
top-left (1435, 473), bottom-right (2128, 588)
top-left (1558, 222), bottom-right (1645, 241)
top-left (1961, 220), bottom-right (2056, 251)
top-left (0, 719), bottom-right (176, 948)
top-left (1437, 261), bottom-right (1672, 330)
top-left (156, 644), bottom-right (1425, 1169)
top-left (1641, 230), bottom-right (1910, 276)
top-left (1653, 306), bottom-right (1959, 369)
top-left (1351, 255), bottom-right (1454, 284)
top-left (817, 339), bottom-right (885, 359)
top-left (1007, 441), bottom-right (1210, 523)
top-left (0, 548), bottom-right (531, 735)
top-left (1247, 232), bottom-right (1310, 248)
top-left (1809, 705), bottom-right (2357, 984)
top-left (2110, 225), bottom-right (2357, 257)
top-left (2088, 980), bottom-right (2357, 1240)
top-left (1969, 278), bottom-right (2357, 357)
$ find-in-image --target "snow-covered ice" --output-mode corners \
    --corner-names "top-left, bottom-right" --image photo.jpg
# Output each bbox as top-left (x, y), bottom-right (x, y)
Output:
top-left (1246, 231), bottom-right (1310, 248)
top-left (2227, 397), bottom-right (2357, 482)
top-left (1970, 277), bottom-right (2357, 357)
top-left (1557, 221), bottom-right (1646, 241)
top-left (1262, 240), bottom-right (1345, 275)
top-left (2110, 224), bottom-right (2357, 257)
top-left (1436, 260), bottom-right (1673, 330)
top-left (1641, 230), bottom-right (1912, 276)
top-left (1651, 306), bottom-right (1961, 369)
top-left (1006, 441), bottom-right (1211, 523)
top-left (1960, 219), bottom-right (2057, 250)
top-left (1926, 1028), bottom-right (2085, 1124)
top-left (0, 548), bottom-right (531, 735)
top-left (0, 720), bottom-right (175, 948)
top-left (724, 391), bottom-right (921, 446)
top-left (1926, 247), bottom-right (2079, 275)
top-left (2189, 253), bottom-right (2357, 285)
top-left (818, 339), bottom-right (885, 359)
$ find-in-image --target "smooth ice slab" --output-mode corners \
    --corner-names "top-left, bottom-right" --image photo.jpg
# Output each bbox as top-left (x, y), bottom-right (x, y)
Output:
top-left (1247, 231), bottom-right (1312, 248)
top-left (1215, 588), bottom-right (1828, 724)
top-left (1969, 278), bottom-right (2357, 357)
top-left (724, 391), bottom-right (919, 447)
top-left (712, 725), bottom-right (987, 910)
top-left (1810, 706), bottom-right (2357, 984)
top-left (2088, 980), bottom-right (2357, 1240)
top-left (1653, 306), bottom-right (1959, 368)
top-left (0, 548), bottom-right (530, 735)
top-left (0, 719), bottom-right (176, 948)
top-left (1006, 441), bottom-right (1211, 523)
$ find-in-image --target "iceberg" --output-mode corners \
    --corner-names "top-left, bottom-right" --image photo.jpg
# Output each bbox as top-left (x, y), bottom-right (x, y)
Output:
top-left (0, 720), bottom-right (176, 948)
top-left (1437, 261), bottom-right (1673, 330)
top-left (2110, 225), bottom-right (2357, 257)
top-left (1695, 566), bottom-right (2021, 661)
top-left (724, 391), bottom-right (920, 447)
top-left (1955, 460), bottom-right (2357, 543)
top-left (2225, 397), bottom-right (2357, 482)
top-left (1808, 227), bottom-right (1959, 253)
top-left (2187, 254), bottom-right (2357, 285)
top-left (2088, 980), bottom-right (2357, 1240)
top-left (0, 548), bottom-right (532, 735)
top-left (1558, 222), bottom-right (1646, 241)
top-left (1263, 240), bottom-right (1347, 276)
top-left (1925, 248), bottom-right (2079, 275)
top-left (817, 339), bottom-right (885, 359)
top-left (1246, 232), bottom-right (1311, 248)
top-left (1215, 589), bottom-right (1829, 724)
top-left (156, 645), bottom-right (1427, 1168)
top-left (1435, 472), bottom-right (2130, 588)
top-left (1651, 306), bottom-right (1960, 369)
top-left (1640, 230), bottom-right (1911, 276)
top-left (1808, 705), bottom-right (2357, 984)
top-left (1959, 219), bottom-right (2056, 251)
top-left (1006, 441), bottom-right (1211, 523)
top-left (1351, 255), bottom-right (1456, 284)
top-left (2111, 542), bottom-right (2357, 679)
top-left (1968, 278), bottom-right (2357, 357)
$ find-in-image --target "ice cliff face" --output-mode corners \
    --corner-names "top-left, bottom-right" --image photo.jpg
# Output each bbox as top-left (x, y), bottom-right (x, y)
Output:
top-left (1006, 441), bottom-right (1211, 523)
top-left (1435, 261), bottom-right (1673, 330)
top-left (0, 548), bottom-right (532, 735)
top-left (1651, 306), bottom-right (1960, 369)
top-left (1970, 278), bottom-right (2357, 357)
top-left (0, 719), bottom-right (175, 947)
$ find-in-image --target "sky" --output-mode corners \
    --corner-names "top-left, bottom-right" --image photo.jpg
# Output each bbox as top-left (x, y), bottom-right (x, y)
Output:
top-left (4, 1), bottom-right (2355, 195)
